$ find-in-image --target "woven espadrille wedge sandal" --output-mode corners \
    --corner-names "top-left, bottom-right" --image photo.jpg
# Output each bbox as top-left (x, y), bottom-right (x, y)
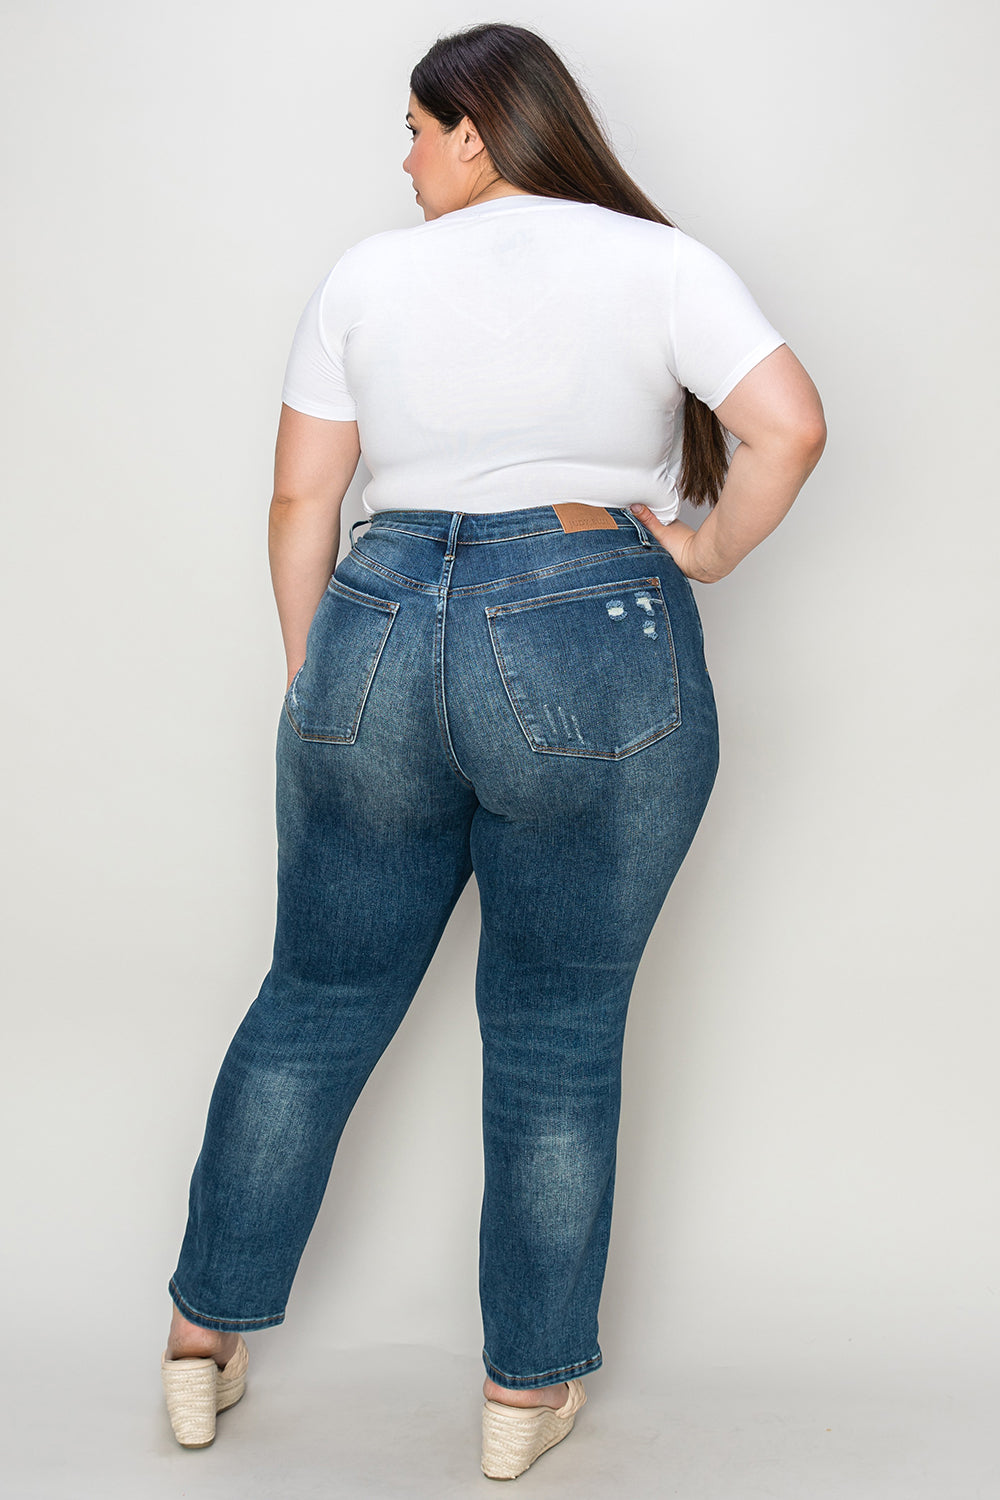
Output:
top-left (481, 1378), bottom-right (587, 1480)
top-left (161, 1334), bottom-right (249, 1448)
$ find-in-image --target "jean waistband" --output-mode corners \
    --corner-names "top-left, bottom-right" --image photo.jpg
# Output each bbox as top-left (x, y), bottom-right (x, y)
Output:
top-left (350, 505), bottom-right (649, 547)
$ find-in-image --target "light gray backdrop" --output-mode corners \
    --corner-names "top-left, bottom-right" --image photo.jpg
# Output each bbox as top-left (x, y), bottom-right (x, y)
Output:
top-left (2, 2), bottom-right (996, 1496)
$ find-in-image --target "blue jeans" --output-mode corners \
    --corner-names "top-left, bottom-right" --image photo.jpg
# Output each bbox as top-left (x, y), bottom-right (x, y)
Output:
top-left (169, 504), bottom-right (719, 1390)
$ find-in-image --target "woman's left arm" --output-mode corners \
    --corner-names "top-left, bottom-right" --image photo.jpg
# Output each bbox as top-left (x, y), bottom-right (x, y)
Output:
top-left (632, 344), bottom-right (827, 582)
top-left (269, 404), bottom-right (362, 690)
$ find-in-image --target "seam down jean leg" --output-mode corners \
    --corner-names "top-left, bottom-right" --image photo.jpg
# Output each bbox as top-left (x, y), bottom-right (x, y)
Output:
top-left (168, 505), bottom-right (719, 1390)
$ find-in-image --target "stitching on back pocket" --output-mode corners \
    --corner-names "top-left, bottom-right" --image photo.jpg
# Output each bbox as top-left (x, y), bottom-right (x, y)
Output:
top-left (284, 577), bottom-right (400, 743)
top-left (484, 577), bottom-right (681, 759)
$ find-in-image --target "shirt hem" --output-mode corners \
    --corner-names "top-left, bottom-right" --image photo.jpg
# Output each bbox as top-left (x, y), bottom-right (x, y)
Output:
top-left (281, 389), bottom-right (358, 421)
top-left (361, 495), bottom-right (680, 523)
top-left (705, 334), bottom-right (786, 411)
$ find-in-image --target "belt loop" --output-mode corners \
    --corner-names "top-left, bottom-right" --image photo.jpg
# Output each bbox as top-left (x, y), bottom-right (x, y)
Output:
top-left (443, 510), bottom-right (463, 562)
top-left (620, 507), bottom-right (651, 547)
top-left (349, 516), bottom-right (373, 546)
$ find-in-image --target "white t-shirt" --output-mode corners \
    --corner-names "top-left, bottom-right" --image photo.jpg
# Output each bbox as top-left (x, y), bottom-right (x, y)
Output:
top-left (280, 194), bottom-right (785, 525)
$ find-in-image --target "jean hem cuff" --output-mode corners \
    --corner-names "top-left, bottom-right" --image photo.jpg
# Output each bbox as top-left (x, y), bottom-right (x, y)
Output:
top-left (482, 1346), bottom-right (602, 1389)
top-left (168, 1278), bottom-right (286, 1332)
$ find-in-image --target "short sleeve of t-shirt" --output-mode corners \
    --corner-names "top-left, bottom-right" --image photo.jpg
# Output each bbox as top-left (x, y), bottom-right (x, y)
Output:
top-left (668, 230), bottom-right (786, 410)
top-left (281, 254), bottom-right (358, 421)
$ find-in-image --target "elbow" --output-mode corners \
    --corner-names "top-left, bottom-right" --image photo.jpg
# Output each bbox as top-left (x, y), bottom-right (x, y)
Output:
top-left (748, 418), bottom-right (827, 479)
top-left (803, 412), bottom-right (828, 459)
top-left (269, 490), bottom-right (325, 516)
top-left (800, 415), bottom-right (828, 478)
top-left (783, 411), bottom-right (827, 478)
top-left (799, 388), bottom-right (828, 460)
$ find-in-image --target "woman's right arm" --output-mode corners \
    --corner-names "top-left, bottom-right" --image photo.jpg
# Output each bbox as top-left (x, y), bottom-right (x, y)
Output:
top-left (633, 343), bottom-right (827, 582)
top-left (269, 403), bottom-right (361, 688)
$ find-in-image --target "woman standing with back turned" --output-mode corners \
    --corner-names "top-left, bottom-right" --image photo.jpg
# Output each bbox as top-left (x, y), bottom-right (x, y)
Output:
top-left (161, 22), bottom-right (826, 1481)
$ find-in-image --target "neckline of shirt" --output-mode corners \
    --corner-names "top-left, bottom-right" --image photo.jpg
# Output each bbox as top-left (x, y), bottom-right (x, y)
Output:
top-left (422, 194), bottom-right (590, 226)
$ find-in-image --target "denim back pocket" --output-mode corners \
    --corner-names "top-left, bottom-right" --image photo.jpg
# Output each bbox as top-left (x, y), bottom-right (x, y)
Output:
top-left (485, 576), bottom-right (681, 759)
top-left (284, 576), bottom-right (400, 743)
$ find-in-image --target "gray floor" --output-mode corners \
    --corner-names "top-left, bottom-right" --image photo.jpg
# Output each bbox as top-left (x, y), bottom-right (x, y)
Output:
top-left (6, 1333), bottom-right (994, 1498)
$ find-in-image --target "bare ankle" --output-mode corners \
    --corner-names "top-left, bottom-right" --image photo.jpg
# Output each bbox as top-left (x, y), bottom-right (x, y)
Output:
top-left (483, 1376), bottom-right (569, 1409)
top-left (166, 1305), bottom-right (239, 1367)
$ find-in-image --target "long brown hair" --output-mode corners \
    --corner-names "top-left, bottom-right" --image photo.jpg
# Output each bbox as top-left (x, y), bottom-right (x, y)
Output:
top-left (410, 22), bottom-right (730, 509)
